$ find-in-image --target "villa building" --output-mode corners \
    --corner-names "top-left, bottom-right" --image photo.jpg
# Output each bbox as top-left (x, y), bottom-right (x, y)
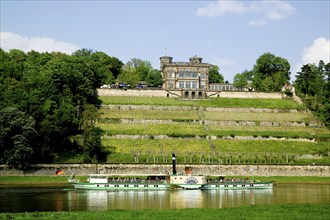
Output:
top-left (160, 55), bottom-right (211, 98)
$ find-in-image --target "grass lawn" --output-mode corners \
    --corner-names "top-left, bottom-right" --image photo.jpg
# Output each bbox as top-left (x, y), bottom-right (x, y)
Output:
top-left (1, 204), bottom-right (329, 220)
top-left (1, 176), bottom-right (329, 185)
top-left (99, 96), bottom-right (304, 109)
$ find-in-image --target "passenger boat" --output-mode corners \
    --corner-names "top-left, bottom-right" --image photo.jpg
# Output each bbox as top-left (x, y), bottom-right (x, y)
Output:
top-left (202, 176), bottom-right (274, 190)
top-left (68, 174), bottom-right (170, 190)
top-left (62, 154), bottom-right (273, 190)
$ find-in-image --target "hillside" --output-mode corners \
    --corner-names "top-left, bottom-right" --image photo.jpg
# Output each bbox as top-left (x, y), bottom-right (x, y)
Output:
top-left (96, 91), bottom-right (330, 165)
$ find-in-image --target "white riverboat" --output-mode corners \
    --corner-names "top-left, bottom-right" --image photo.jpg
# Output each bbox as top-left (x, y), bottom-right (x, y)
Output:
top-left (64, 154), bottom-right (274, 190)
top-left (68, 174), bottom-right (170, 190)
top-left (202, 176), bottom-right (274, 190)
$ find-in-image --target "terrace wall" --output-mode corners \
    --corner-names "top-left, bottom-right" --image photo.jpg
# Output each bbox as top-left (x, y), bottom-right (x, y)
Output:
top-left (97, 89), bottom-right (282, 99)
top-left (1, 164), bottom-right (329, 177)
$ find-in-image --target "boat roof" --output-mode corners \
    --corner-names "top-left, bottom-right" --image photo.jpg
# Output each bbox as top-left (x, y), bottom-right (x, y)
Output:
top-left (87, 174), bottom-right (168, 177)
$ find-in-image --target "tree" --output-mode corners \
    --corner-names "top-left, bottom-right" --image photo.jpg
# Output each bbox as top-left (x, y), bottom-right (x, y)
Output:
top-left (0, 107), bottom-right (37, 168)
top-left (90, 51), bottom-right (123, 84)
top-left (252, 53), bottom-right (290, 92)
top-left (125, 58), bottom-right (153, 81)
top-left (295, 63), bottom-right (323, 96)
top-left (208, 65), bottom-right (224, 84)
top-left (117, 64), bottom-right (140, 88)
top-left (294, 61), bottom-right (330, 127)
top-left (0, 48), bottom-right (121, 165)
top-left (145, 69), bottom-right (162, 88)
top-left (118, 58), bottom-right (155, 88)
top-left (233, 73), bottom-right (248, 91)
top-left (80, 104), bottom-right (105, 162)
top-left (136, 60), bottom-right (152, 81)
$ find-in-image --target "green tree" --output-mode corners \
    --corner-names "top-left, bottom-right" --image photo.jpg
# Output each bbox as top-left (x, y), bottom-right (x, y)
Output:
top-left (0, 48), bottom-right (119, 165)
top-left (252, 53), bottom-right (290, 92)
top-left (295, 61), bottom-right (330, 127)
top-left (80, 104), bottom-right (104, 162)
top-left (125, 58), bottom-right (153, 82)
top-left (90, 51), bottom-right (123, 85)
top-left (0, 107), bottom-right (37, 168)
top-left (295, 63), bottom-right (323, 96)
top-left (208, 65), bottom-right (224, 84)
top-left (233, 73), bottom-right (248, 90)
top-left (136, 60), bottom-right (152, 81)
top-left (145, 69), bottom-right (162, 88)
top-left (117, 64), bottom-right (140, 88)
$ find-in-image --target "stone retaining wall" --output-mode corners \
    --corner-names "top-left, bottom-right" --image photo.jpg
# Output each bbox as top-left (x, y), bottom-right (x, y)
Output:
top-left (102, 104), bottom-right (307, 113)
top-left (97, 89), bottom-right (282, 99)
top-left (113, 119), bottom-right (310, 127)
top-left (1, 164), bottom-right (328, 177)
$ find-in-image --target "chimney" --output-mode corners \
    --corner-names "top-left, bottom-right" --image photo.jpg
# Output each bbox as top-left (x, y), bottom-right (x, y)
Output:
top-left (172, 153), bottom-right (177, 175)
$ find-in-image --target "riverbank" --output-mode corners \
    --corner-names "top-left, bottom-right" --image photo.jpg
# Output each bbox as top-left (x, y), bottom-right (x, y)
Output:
top-left (1, 164), bottom-right (329, 177)
top-left (0, 176), bottom-right (329, 185)
top-left (1, 204), bottom-right (329, 220)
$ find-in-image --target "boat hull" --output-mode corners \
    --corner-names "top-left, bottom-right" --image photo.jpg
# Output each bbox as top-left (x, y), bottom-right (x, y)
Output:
top-left (71, 182), bottom-right (170, 190)
top-left (202, 182), bottom-right (273, 190)
top-left (170, 183), bottom-right (205, 190)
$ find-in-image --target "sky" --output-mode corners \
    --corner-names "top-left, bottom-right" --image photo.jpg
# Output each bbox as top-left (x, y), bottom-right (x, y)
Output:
top-left (1, 0), bottom-right (329, 82)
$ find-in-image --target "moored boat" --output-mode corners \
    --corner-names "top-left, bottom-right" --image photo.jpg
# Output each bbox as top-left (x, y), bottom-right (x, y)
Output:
top-left (60, 154), bottom-right (274, 190)
top-left (202, 176), bottom-right (274, 190)
top-left (68, 174), bottom-right (170, 190)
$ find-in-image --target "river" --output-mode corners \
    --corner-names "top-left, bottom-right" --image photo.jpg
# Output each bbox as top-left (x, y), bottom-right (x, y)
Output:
top-left (0, 183), bottom-right (329, 212)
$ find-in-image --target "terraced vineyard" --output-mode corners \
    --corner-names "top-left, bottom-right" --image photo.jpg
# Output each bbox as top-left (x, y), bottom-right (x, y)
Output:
top-left (98, 96), bottom-right (330, 165)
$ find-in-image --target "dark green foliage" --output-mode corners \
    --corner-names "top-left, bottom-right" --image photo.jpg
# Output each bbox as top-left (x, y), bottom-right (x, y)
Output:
top-left (208, 65), bottom-right (224, 83)
top-left (295, 61), bottom-right (330, 127)
top-left (0, 107), bottom-right (37, 168)
top-left (118, 58), bottom-right (161, 88)
top-left (145, 69), bottom-right (162, 88)
top-left (252, 52), bottom-right (290, 92)
top-left (0, 48), bottom-right (118, 167)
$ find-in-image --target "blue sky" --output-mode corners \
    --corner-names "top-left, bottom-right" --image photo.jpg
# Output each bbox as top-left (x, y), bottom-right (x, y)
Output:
top-left (1, 0), bottom-right (329, 82)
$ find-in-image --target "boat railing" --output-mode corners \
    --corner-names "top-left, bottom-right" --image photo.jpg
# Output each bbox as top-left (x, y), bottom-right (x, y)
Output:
top-left (208, 179), bottom-right (266, 184)
top-left (106, 178), bottom-right (165, 184)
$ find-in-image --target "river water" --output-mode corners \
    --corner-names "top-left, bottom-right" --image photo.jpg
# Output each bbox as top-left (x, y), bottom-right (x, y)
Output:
top-left (0, 183), bottom-right (329, 212)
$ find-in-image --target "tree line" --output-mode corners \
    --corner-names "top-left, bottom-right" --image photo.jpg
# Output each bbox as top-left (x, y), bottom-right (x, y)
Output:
top-left (0, 48), bottom-right (328, 169)
top-left (233, 52), bottom-right (330, 127)
top-left (0, 48), bottom-right (125, 168)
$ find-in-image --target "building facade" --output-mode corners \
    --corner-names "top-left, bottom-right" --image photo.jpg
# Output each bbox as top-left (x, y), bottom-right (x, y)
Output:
top-left (209, 84), bottom-right (234, 91)
top-left (160, 55), bottom-right (211, 98)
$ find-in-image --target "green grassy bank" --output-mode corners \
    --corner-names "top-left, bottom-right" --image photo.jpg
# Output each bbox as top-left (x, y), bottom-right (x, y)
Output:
top-left (99, 96), bottom-right (304, 109)
top-left (0, 176), bottom-right (329, 185)
top-left (1, 204), bottom-right (329, 220)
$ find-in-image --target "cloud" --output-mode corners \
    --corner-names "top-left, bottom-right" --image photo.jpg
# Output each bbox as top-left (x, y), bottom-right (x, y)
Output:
top-left (292, 37), bottom-right (330, 76)
top-left (197, 0), bottom-right (296, 25)
top-left (263, 1), bottom-right (296, 20)
top-left (196, 1), bottom-right (247, 17)
top-left (301, 37), bottom-right (330, 64)
top-left (0, 32), bottom-right (80, 54)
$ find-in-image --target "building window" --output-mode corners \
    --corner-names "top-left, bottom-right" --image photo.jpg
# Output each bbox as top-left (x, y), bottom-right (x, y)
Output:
top-left (192, 81), bottom-right (197, 89)
top-left (179, 81), bottom-right (184, 89)
top-left (186, 81), bottom-right (191, 89)
top-left (178, 71), bottom-right (198, 78)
